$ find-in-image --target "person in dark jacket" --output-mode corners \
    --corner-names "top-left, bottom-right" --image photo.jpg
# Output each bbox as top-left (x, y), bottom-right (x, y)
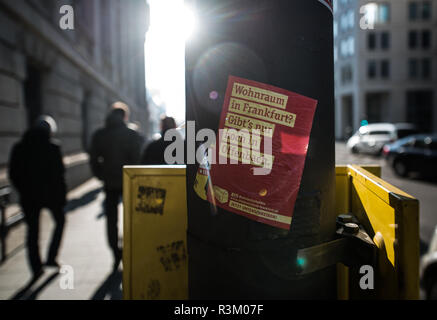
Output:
top-left (8, 115), bottom-right (67, 279)
top-left (89, 102), bottom-right (142, 269)
top-left (141, 116), bottom-right (178, 164)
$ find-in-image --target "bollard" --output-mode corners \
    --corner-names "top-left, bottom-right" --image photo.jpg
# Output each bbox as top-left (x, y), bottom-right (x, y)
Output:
top-left (185, 0), bottom-right (335, 298)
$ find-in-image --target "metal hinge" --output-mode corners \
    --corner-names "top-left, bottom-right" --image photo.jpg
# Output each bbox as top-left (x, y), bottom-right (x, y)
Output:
top-left (296, 214), bottom-right (377, 275)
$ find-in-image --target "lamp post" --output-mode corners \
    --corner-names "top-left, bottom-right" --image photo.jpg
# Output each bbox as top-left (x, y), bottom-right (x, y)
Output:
top-left (185, 0), bottom-right (335, 299)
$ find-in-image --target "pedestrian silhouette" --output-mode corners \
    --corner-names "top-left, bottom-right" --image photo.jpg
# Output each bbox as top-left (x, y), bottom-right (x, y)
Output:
top-left (8, 115), bottom-right (67, 280)
top-left (89, 102), bottom-right (142, 270)
top-left (142, 116), bottom-right (178, 164)
top-left (128, 120), bottom-right (146, 152)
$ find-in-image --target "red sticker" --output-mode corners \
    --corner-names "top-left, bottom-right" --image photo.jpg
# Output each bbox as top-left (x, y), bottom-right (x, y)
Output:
top-left (194, 76), bottom-right (318, 230)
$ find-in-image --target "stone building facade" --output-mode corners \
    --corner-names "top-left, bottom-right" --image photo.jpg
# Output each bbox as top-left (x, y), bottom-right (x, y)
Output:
top-left (334, 0), bottom-right (437, 139)
top-left (0, 0), bottom-right (149, 189)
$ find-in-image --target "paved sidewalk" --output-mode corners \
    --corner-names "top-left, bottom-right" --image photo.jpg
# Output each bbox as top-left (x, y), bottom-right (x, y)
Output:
top-left (0, 179), bottom-right (123, 300)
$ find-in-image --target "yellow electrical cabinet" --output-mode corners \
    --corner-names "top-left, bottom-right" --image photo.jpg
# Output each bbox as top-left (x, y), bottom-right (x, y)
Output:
top-left (122, 165), bottom-right (188, 300)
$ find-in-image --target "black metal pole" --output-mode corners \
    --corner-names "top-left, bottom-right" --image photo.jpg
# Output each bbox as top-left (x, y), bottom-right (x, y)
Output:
top-left (186, 0), bottom-right (335, 299)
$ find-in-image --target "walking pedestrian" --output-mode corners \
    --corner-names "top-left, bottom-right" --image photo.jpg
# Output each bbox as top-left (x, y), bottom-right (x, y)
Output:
top-left (9, 115), bottom-right (67, 280)
top-left (89, 102), bottom-right (142, 270)
top-left (141, 116), bottom-right (178, 164)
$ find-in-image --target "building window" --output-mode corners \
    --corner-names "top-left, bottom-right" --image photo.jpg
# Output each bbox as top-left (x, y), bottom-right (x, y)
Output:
top-left (362, 3), bottom-right (391, 27)
top-left (367, 103), bottom-right (383, 122)
top-left (368, 33), bottom-right (376, 50)
top-left (341, 40), bottom-right (347, 57)
top-left (422, 1), bottom-right (432, 20)
top-left (409, 58), bottom-right (431, 79)
top-left (409, 30), bottom-right (432, 49)
top-left (367, 60), bottom-right (392, 79)
top-left (409, 2), bottom-right (419, 20)
top-left (409, 31), bottom-right (418, 49)
top-left (378, 4), bottom-right (390, 23)
top-left (422, 58), bottom-right (431, 79)
top-left (410, 1), bottom-right (432, 21)
top-left (348, 10), bottom-right (355, 29)
top-left (381, 32), bottom-right (390, 50)
top-left (340, 10), bottom-right (355, 31)
top-left (422, 30), bottom-right (431, 49)
top-left (367, 32), bottom-right (390, 51)
top-left (409, 58), bottom-right (418, 78)
top-left (368, 60), bottom-right (377, 79)
top-left (381, 60), bottom-right (390, 78)
top-left (348, 37), bottom-right (355, 56)
top-left (366, 93), bottom-right (390, 123)
top-left (407, 90), bottom-right (433, 132)
top-left (340, 14), bottom-right (347, 30)
top-left (340, 36), bottom-right (355, 57)
top-left (341, 65), bottom-right (353, 84)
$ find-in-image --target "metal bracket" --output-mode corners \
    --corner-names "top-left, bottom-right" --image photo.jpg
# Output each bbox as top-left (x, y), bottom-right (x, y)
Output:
top-left (296, 214), bottom-right (377, 275)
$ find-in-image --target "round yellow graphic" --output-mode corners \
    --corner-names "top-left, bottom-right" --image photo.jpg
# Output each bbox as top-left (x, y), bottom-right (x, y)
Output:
top-left (259, 188), bottom-right (268, 197)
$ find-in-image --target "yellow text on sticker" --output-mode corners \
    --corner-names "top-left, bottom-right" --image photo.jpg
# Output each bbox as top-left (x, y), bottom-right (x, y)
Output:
top-left (229, 98), bottom-right (296, 128)
top-left (232, 82), bottom-right (288, 109)
top-left (225, 113), bottom-right (275, 138)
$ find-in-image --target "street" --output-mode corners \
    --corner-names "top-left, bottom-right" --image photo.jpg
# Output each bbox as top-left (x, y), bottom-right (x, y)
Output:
top-left (0, 179), bottom-right (122, 300)
top-left (335, 142), bottom-right (437, 251)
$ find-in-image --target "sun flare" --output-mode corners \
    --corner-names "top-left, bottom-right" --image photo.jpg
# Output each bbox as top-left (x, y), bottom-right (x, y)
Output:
top-left (145, 0), bottom-right (197, 125)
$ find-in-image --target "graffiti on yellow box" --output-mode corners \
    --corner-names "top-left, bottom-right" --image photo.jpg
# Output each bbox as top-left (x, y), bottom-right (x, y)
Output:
top-left (136, 186), bottom-right (166, 215)
top-left (156, 240), bottom-right (187, 272)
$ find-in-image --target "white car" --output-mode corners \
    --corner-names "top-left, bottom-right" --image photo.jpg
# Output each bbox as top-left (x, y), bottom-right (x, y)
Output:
top-left (346, 123), bottom-right (418, 155)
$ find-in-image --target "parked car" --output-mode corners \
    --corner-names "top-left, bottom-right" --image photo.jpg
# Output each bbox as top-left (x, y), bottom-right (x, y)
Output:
top-left (347, 123), bottom-right (418, 155)
top-left (382, 134), bottom-right (437, 177)
top-left (421, 226), bottom-right (437, 300)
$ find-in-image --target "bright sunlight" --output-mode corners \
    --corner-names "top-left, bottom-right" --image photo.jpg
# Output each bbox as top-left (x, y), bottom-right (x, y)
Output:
top-left (145, 0), bottom-right (197, 125)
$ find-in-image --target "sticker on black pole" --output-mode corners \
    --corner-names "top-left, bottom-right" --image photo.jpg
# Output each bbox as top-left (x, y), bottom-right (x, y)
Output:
top-left (194, 76), bottom-right (318, 230)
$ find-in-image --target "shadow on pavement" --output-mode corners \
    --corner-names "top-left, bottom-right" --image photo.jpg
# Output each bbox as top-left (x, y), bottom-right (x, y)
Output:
top-left (65, 187), bottom-right (102, 213)
top-left (96, 211), bottom-right (105, 220)
top-left (10, 271), bottom-right (59, 300)
top-left (91, 269), bottom-right (122, 300)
